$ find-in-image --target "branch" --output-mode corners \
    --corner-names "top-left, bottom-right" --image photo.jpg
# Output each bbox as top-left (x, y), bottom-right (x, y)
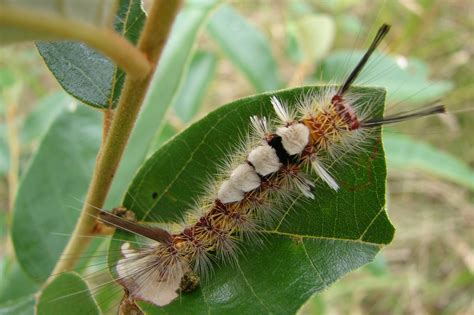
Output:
top-left (50, 0), bottom-right (183, 277)
top-left (0, 7), bottom-right (150, 78)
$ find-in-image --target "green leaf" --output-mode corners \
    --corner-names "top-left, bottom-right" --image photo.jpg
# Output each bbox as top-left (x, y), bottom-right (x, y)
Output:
top-left (12, 105), bottom-right (102, 282)
top-left (318, 51), bottom-right (453, 104)
top-left (113, 86), bottom-right (393, 314)
top-left (0, 0), bottom-right (117, 44)
top-left (384, 133), bottom-right (474, 190)
top-left (0, 296), bottom-right (34, 315)
top-left (20, 92), bottom-right (71, 144)
top-left (207, 4), bottom-right (283, 92)
top-left (0, 258), bottom-right (39, 304)
top-left (36, 0), bottom-right (146, 109)
top-left (173, 51), bottom-right (218, 123)
top-left (150, 50), bottom-right (218, 150)
top-left (106, 0), bottom-right (219, 208)
top-left (36, 272), bottom-right (99, 315)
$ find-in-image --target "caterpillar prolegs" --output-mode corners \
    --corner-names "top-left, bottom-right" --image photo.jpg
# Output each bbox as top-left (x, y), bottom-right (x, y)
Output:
top-left (100, 24), bottom-right (445, 309)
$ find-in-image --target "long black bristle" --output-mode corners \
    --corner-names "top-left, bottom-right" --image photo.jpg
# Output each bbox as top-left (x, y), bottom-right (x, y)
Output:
top-left (337, 24), bottom-right (391, 96)
top-left (361, 105), bottom-right (446, 128)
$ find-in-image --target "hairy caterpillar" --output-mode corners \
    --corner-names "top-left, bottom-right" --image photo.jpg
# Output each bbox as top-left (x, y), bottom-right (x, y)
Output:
top-left (92, 24), bottom-right (447, 311)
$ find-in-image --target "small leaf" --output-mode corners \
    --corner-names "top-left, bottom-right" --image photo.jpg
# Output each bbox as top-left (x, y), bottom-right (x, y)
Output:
top-left (106, 0), bottom-right (219, 208)
top-left (384, 133), bottom-right (474, 190)
top-left (36, 0), bottom-right (146, 108)
top-left (112, 86), bottom-right (393, 313)
top-left (207, 4), bottom-right (283, 92)
top-left (0, 296), bottom-right (34, 315)
top-left (0, 0), bottom-right (117, 44)
top-left (12, 105), bottom-right (102, 282)
top-left (318, 51), bottom-right (453, 104)
top-left (36, 272), bottom-right (100, 315)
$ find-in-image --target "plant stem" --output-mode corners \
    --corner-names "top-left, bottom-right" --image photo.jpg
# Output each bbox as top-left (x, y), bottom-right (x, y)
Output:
top-left (0, 7), bottom-right (150, 78)
top-left (51, 0), bottom-right (183, 277)
top-left (102, 109), bottom-right (114, 144)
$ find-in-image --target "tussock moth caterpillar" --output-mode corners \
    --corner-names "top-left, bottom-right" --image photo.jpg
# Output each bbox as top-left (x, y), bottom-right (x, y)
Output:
top-left (87, 24), bottom-right (447, 312)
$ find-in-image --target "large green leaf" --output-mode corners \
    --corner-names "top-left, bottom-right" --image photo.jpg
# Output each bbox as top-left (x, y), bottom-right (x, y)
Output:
top-left (384, 133), bottom-right (474, 190)
top-left (112, 86), bottom-right (393, 314)
top-left (11, 105), bottom-right (102, 282)
top-left (36, 0), bottom-right (146, 109)
top-left (105, 0), bottom-right (219, 208)
top-left (0, 258), bottom-right (39, 304)
top-left (0, 0), bottom-right (117, 44)
top-left (207, 4), bottom-right (283, 92)
top-left (20, 92), bottom-right (71, 144)
top-left (36, 272), bottom-right (99, 315)
top-left (318, 51), bottom-right (453, 104)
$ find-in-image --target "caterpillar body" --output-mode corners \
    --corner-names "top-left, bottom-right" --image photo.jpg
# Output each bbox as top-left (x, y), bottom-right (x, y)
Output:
top-left (98, 24), bottom-right (445, 309)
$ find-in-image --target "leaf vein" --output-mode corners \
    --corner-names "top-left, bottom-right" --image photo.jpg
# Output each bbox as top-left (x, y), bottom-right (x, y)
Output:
top-left (236, 261), bottom-right (272, 314)
top-left (358, 206), bottom-right (385, 241)
top-left (263, 230), bottom-right (384, 247)
top-left (301, 241), bottom-right (328, 289)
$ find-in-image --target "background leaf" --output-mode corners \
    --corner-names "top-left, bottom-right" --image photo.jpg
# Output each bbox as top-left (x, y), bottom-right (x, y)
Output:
top-left (36, 272), bottom-right (99, 315)
top-left (0, 0), bottom-right (117, 44)
top-left (105, 0), bottom-right (219, 208)
top-left (150, 50), bottom-right (218, 150)
top-left (384, 133), bottom-right (474, 190)
top-left (0, 296), bottom-right (34, 315)
top-left (172, 51), bottom-right (218, 124)
top-left (36, 0), bottom-right (146, 109)
top-left (12, 105), bottom-right (102, 282)
top-left (19, 92), bottom-right (71, 144)
top-left (207, 4), bottom-right (283, 92)
top-left (112, 86), bottom-right (393, 314)
top-left (288, 14), bottom-right (335, 62)
top-left (0, 258), bottom-right (39, 304)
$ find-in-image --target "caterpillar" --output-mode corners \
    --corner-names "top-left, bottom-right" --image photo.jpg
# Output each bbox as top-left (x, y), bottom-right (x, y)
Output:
top-left (93, 23), bottom-right (447, 311)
